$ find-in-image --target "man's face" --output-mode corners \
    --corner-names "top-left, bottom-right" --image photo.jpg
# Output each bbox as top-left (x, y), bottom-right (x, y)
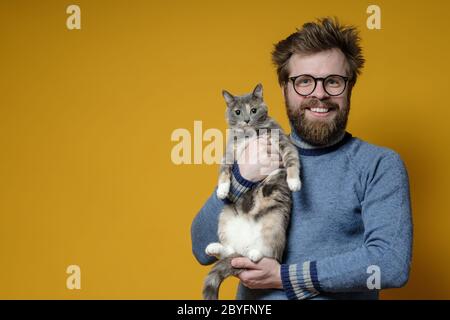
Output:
top-left (284, 48), bottom-right (351, 146)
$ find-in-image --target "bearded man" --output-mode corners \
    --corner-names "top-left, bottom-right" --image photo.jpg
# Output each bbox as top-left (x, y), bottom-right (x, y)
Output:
top-left (191, 17), bottom-right (412, 300)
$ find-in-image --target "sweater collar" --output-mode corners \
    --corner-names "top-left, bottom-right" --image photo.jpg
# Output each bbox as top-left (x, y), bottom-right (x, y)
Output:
top-left (289, 124), bottom-right (352, 156)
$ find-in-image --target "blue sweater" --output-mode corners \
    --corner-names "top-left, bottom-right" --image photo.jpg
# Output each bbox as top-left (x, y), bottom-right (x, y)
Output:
top-left (191, 131), bottom-right (413, 300)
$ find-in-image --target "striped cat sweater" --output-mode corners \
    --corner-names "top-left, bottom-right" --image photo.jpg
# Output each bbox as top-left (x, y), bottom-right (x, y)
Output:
top-left (191, 130), bottom-right (413, 300)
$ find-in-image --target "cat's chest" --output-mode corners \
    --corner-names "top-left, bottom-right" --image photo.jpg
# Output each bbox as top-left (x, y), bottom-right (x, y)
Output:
top-left (231, 128), bottom-right (278, 158)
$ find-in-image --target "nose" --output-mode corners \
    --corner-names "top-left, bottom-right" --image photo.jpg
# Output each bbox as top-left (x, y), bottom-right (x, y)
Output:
top-left (309, 80), bottom-right (328, 100)
top-left (244, 119), bottom-right (250, 124)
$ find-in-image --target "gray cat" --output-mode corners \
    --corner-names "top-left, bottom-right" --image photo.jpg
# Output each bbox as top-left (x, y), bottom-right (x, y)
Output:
top-left (203, 83), bottom-right (301, 300)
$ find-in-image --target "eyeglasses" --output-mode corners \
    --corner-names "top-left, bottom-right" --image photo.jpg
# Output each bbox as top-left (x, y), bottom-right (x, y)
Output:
top-left (289, 74), bottom-right (350, 96)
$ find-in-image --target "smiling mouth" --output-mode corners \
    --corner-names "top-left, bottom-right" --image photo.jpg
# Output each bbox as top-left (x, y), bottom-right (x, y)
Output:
top-left (305, 107), bottom-right (336, 117)
top-left (310, 107), bottom-right (330, 113)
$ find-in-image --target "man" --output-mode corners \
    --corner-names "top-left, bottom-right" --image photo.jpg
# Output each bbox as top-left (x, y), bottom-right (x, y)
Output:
top-left (191, 17), bottom-right (412, 300)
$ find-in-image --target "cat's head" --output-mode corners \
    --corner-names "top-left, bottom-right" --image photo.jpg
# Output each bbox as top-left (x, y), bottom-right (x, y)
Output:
top-left (222, 83), bottom-right (269, 129)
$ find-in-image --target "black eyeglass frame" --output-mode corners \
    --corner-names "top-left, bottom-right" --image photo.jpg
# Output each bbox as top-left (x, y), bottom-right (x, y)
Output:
top-left (289, 74), bottom-right (350, 97)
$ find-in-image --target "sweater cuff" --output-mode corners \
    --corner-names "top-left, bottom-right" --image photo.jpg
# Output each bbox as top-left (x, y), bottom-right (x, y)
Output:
top-left (280, 261), bottom-right (321, 300)
top-left (227, 162), bottom-right (258, 203)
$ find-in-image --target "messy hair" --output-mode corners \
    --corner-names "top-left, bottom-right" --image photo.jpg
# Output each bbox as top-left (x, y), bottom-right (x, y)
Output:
top-left (272, 17), bottom-right (365, 87)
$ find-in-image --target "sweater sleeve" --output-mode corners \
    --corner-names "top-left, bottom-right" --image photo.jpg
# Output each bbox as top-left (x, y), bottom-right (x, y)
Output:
top-left (281, 151), bottom-right (413, 299)
top-left (228, 162), bottom-right (258, 203)
top-left (191, 189), bottom-right (226, 265)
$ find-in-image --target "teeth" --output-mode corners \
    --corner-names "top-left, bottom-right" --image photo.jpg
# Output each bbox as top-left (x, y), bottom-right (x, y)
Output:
top-left (310, 108), bottom-right (329, 113)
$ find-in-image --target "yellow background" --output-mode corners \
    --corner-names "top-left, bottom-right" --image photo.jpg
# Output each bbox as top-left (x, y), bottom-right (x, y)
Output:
top-left (0, 0), bottom-right (449, 299)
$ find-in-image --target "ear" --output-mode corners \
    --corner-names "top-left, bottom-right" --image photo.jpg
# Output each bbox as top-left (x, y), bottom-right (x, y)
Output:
top-left (281, 83), bottom-right (288, 98)
top-left (222, 90), bottom-right (235, 104)
top-left (252, 83), bottom-right (263, 99)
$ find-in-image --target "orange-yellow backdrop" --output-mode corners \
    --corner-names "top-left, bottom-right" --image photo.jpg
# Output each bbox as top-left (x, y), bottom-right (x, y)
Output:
top-left (0, 0), bottom-right (449, 299)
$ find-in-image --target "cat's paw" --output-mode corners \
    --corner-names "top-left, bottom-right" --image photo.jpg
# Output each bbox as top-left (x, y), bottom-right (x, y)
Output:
top-left (287, 178), bottom-right (301, 192)
top-left (248, 249), bottom-right (263, 263)
top-left (216, 182), bottom-right (230, 199)
top-left (205, 243), bottom-right (224, 258)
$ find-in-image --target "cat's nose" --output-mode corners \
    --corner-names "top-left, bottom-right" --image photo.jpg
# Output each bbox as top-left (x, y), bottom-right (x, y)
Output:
top-left (244, 120), bottom-right (250, 124)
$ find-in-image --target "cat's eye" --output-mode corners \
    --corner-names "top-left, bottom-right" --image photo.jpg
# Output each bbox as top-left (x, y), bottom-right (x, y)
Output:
top-left (235, 110), bottom-right (241, 115)
top-left (251, 108), bottom-right (257, 114)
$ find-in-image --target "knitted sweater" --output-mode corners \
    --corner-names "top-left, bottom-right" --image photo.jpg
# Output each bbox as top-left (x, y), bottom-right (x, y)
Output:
top-left (191, 130), bottom-right (413, 300)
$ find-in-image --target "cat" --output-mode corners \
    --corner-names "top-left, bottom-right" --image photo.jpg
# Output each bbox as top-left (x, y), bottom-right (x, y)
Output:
top-left (202, 83), bottom-right (301, 300)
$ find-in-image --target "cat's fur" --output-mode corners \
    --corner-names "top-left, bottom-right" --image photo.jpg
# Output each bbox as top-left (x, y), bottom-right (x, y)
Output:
top-left (202, 83), bottom-right (301, 300)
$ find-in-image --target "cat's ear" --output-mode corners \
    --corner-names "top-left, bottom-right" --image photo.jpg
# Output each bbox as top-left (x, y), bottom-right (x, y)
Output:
top-left (252, 83), bottom-right (263, 99)
top-left (222, 90), bottom-right (235, 104)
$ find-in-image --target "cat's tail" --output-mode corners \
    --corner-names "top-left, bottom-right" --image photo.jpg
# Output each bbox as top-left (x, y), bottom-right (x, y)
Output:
top-left (203, 253), bottom-right (242, 300)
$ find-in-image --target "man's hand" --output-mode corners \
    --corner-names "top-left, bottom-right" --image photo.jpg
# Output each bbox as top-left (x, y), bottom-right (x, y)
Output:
top-left (237, 134), bottom-right (281, 182)
top-left (231, 257), bottom-right (283, 290)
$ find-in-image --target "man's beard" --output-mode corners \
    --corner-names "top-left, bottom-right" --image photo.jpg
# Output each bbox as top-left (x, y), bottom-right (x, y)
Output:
top-left (286, 97), bottom-right (350, 146)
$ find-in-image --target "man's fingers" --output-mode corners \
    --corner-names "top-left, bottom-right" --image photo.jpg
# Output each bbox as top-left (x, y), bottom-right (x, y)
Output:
top-left (231, 257), bottom-right (258, 269)
top-left (236, 270), bottom-right (266, 289)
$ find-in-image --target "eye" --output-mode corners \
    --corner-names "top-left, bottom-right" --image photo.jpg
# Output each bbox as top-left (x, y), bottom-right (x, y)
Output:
top-left (296, 76), bottom-right (313, 86)
top-left (327, 79), bottom-right (337, 85)
top-left (325, 76), bottom-right (344, 87)
top-left (251, 108), bottom-right (257, 114)
top-left (235, 110), bottom-right (241, 115)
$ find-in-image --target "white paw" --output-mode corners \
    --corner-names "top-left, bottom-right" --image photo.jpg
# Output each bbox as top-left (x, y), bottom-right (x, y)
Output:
top-left (216, 182), bottom-right (230, 199)
top-left (205, 243), bottom-right (224, 257)
top-left (287, 178), bottom-right (301, 192)
top-left (248, 249), bottom-right (263, 263)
